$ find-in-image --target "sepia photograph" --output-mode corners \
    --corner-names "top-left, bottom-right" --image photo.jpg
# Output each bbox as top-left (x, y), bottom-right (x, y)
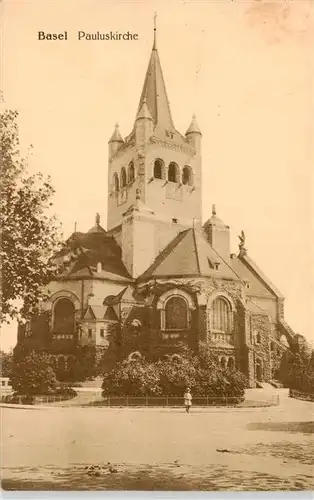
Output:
top-left (0, 0), bottom-right (313, 493)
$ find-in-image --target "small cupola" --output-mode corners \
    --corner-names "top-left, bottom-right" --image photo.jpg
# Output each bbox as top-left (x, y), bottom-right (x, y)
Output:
top-left (185, 113), bottom-right (202, 136)
top-left (203, 205), bottom-right (230, 260)
top-left (185, 114), bottom-right (202, 150)
top-left (136, 98), bottom-right (153, 122)
top-left (108, 123), bottom-right (124, 158)
top-left (135, 98), bottom-right (153, 146)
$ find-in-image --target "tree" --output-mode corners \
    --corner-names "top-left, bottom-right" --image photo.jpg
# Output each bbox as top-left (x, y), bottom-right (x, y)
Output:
top-left (279, 344), bottom-right (314, 393)
top-left (0, 349), bottom-right (13, 378)
top-left (11, 350), bottom-right (57, 395)
top-left (0, 110), bottom-right (62, 323)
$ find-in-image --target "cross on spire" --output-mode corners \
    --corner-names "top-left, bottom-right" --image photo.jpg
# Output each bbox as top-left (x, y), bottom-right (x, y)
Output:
top-left (153, 12), bottom-right (157, 49)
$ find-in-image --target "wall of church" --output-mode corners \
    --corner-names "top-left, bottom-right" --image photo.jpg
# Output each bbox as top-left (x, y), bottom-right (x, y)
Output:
top-left (248, 296), bottom-right (278, 323)
top-left (107, 146), bottom-right (138, 230)
top-left (91, 280), bottom-right (128, 304)
top-left (249, 313), bottom-right (272, 383)
top-left (122, 213), bottom-right (157, 277)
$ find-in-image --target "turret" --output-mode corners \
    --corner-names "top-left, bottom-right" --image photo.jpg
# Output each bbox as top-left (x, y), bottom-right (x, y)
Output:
top-left (203, 205), bottom-right (230, 261)
top-left (108, 123), bottom-right (124, 159)
top-left (135, 99), bottom-right (153, 149)
top-left (185, 114), bottom-right (202, 152)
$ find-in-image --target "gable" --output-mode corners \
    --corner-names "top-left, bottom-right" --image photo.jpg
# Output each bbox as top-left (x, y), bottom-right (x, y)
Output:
top-left (231, 256), bottom-right (282, 299)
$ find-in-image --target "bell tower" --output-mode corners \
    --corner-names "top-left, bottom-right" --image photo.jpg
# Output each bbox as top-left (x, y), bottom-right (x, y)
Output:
top-left (107, 17), bottom-right (202, 277)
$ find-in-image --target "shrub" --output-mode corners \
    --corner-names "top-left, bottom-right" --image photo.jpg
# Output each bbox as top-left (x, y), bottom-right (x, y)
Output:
top-left (11, 350), bottom-right (57, 395)
top-left (102, 343), bottom-right (248, 399)
top-left (102, 358), bottom-right (161, 397)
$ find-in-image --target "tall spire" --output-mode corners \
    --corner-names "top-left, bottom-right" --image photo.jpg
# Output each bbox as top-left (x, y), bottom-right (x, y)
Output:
top-left (135, 16), bottom-right (174, 131)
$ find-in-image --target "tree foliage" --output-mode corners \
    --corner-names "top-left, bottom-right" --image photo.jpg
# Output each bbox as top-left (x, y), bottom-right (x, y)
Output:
top-left (11, 350), bottom-right (57, 395)
top-left (102, 342), bottom-right (248, 398)
top-left (0, 110), bottom-right (62, 322)
top-left (279, 343), bottom-right (314, 393)
top-left (0, 349), bottom-right (13, 378)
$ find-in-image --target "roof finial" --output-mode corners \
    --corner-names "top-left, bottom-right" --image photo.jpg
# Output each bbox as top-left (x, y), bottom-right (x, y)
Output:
top-left (153, 12), bottom-right (157, 49)
top-left (96, 213), bottom-right (100, 226)
top-left (212, 204), bottom-right (216, 216)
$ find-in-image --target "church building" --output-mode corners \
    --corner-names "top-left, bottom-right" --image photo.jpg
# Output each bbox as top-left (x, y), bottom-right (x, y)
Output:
top-left (17, 24), bottom-right (298, 387)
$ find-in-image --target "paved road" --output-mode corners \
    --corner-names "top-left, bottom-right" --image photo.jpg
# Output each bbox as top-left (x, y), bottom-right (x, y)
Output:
top-left (1, 388), bottom-right (313, 490)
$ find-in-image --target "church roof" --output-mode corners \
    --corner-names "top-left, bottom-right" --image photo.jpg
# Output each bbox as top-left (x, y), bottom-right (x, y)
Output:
top-left (185, 114), bottom-right (202, 136)
top-left (109, 123), bottom-right (124, 143)
top-left (203, 205), bottom-right (227, 229)
top-left (58, 219), bottom-right (133, 283)
top-left (231, 253), bottom-right (284, 299)
top-left (139, 228), bottom-right (242, 281)
top-left (136, 99), bottom-right (153, 121)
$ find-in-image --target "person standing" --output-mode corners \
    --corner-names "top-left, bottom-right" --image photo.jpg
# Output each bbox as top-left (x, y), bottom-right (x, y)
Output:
top-left (184, 387), bottom-right (192, 413)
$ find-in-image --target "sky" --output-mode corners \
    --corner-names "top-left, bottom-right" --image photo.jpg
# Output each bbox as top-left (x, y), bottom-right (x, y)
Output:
top-left (1, 0), bottom-right (313, 351)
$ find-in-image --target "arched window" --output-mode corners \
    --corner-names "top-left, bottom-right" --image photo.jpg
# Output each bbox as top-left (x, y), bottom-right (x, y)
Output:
top-left (113, 173), bottom-right (119, 192)
top-left (168, 162), bottom-right (179, 183)
top-left (182, 166), bottom-right (193, 186)
top-left (120, 167), bottom-right (127, 188)
top-left (165, 296), bottom-right (188, 330)
top-left (154, 159), bottom-right (164, 179)
top-left (53, 298), bottom-right (75, 334)
top-left (211, 297), bottom-right (232, 332)
top-left (128, 161), bottom-right (135, 183)
top-left (227, 357), bottom-right (235, 369)
top-left (220, 356), bottom-right (227, 369)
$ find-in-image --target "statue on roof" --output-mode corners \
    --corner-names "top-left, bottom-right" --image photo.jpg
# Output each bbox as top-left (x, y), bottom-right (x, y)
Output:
top-left (95, 213), bottom-right (100, 226)
top-left (238, 230), bottom-right (247, 256)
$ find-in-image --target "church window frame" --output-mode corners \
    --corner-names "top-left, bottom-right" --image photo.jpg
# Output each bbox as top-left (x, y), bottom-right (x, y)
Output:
top-left (168, 162), bottom-right (180, 183)
top-left (120, 167), bottom-right (127, 188)
top-left (164, 295), bottom-right (189, 331)
top-left (210, 296), bottom-right (234, 333)
top-left (113, 172), bottom-right (119, 192)
top-left (153, 158), bottom-right (165, 180)
top-left (157, 288), bottom-right (195, 332)
top-left (182, 165), bottom-right (193, 186)
top-left (227, 356), bottom-right (235, 369)
top-left (52, 297), bottom-right (76, 335)
top-left (128, 161), bottom-right (135, 183)
top-left (220, 356), bottom-right (227, 369)
top-left (207, 292), bottom-right (235, 345)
